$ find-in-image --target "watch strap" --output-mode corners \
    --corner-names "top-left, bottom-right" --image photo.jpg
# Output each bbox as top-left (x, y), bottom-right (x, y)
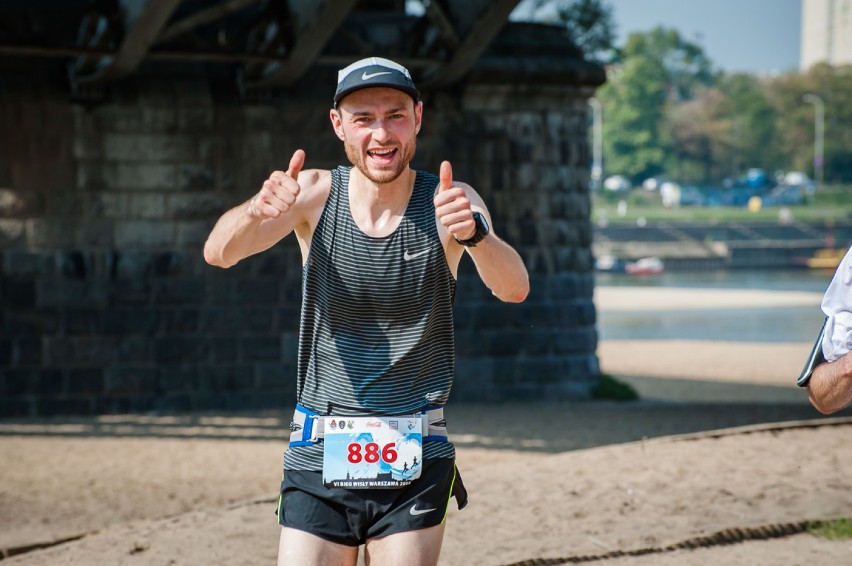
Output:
top-left (455, 212), bottom-right (489, 247)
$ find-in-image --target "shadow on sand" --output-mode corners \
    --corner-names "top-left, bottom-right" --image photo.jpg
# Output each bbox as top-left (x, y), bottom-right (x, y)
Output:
top-left (0, 375), bottom-right (843, 454)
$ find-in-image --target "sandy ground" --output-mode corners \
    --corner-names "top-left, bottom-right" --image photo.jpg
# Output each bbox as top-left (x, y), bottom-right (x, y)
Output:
top-left (2, 286), bottom-right (851, 566)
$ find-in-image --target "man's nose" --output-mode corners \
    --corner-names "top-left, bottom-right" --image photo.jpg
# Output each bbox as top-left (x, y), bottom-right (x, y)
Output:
top-left (371, 120), bottom-right (393, 142)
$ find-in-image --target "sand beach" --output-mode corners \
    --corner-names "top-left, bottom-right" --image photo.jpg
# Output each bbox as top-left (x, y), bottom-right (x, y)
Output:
top-left (1, 285), bottom-right (850, 565)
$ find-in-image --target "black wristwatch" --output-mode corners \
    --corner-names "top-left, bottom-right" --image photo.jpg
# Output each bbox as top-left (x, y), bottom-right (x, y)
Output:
top-left (455, 211), bottom-right (490, 247)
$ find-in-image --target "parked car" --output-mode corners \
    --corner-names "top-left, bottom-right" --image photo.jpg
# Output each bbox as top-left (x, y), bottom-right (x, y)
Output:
top-left (782, 171), bottom-right (816, 195)
top-left (679, 185), bottom-right (706, 207)
top-left (642, 176), bottom-right (667, 191)
top-left (603, 175), bottom-right (631, 192)
top-left (745, 168), bottom-right (769, 188)
top-left (761, 185), bottom-right (805, 207)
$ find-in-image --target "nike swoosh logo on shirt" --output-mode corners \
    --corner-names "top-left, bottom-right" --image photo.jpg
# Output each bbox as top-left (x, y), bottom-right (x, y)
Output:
top-left (403, 249), bottom-right (429, 261)
top-left (409, 505), bottom-right (437, 516)
top-left (362, 71), bottom-right (392, 80)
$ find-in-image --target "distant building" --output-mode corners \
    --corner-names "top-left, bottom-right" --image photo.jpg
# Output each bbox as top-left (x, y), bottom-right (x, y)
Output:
top-left (801, 0), bottom-right (852, 70)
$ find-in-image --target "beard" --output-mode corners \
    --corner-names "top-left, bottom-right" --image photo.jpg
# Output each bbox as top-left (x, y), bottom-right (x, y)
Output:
top-left (343, 136), bottom-right (417, 185)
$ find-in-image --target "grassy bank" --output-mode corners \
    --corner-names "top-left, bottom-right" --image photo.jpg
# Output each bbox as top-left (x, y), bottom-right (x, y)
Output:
top-left (592, 184), bottom-right (852, 224)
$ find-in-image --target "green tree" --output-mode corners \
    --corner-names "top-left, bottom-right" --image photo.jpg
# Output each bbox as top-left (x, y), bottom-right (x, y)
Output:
top-left (767, 63), bottom-right (852, 183)
top-left (519, 0), bottom-right (617, 62)
top-left (620, 26), bottom-right (716, 101)
top-left (664, 87), bottom-right (732, 183)
top-left (716, 73), bottom-right (781, 180)
top-left (597, 26), bottom-right (716, 183)
top-left (598, 54), bottom-right (669, 182)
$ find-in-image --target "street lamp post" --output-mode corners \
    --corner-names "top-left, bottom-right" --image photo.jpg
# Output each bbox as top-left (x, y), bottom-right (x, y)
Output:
top-left (803, 93), bottom-right (824, 190)
top-left (588, 97), bottom-right (602, 190)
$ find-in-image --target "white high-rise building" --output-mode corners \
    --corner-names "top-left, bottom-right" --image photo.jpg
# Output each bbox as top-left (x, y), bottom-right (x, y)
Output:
top-left (801, 0), bottom-right (852, 70)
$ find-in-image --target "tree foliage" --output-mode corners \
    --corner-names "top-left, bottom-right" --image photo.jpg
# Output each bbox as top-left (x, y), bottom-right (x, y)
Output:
top-left (716, 74), bottom-right (781, 176)
top-left (597, 26), bottom-right (716, 183)
top-left (597, 54), bottom-right (668, 181)
top-left (521, 5), bottom-right (852, 185)
top-left (665, 87), bottom-right (733, 182)
top-left (594, 25), bottom-right (852, 185)
top-left (519, 0), bottom-right (617, 62)
top-left (619, 27), bottom-right (716, 101)
top-left (767, 63), bottom-right (852, 183)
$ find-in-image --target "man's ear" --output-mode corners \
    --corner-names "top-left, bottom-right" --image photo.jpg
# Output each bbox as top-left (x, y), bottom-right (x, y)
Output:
top-left (329, 108), bottom-right (345, 141)
top-left (414, 101), bottom-right (423, 135)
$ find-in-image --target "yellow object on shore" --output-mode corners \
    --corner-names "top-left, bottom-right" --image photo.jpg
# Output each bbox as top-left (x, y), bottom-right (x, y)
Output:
top-left (748, 195), bottom-right (762, 212)
top-left (807, 248), bottom-right (846, 270)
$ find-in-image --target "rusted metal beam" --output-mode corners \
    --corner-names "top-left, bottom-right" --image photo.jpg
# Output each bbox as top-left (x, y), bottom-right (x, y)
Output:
top-left (157, 0), bottom-right (263, 44)
top-left (422, 0), bottom-right (521, 88)
top-left (0, 43), bottom-right (441, 69)
top-left (245, 0), bottom-right (358, 87)
top-left (78, 0), bottom-right (183, 84)
top-left (423, 0), bottom-right (460, 50)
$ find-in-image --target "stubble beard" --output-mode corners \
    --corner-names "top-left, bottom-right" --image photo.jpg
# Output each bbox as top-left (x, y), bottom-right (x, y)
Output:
top-left (343, 136), bottom-right (417, 185)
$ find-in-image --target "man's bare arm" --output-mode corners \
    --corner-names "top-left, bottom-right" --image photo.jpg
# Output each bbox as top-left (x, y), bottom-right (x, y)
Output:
top-left (807, 351), bottom-right (852, 414)
top-left (433, 161), bottom-right (529, 303)
top-left (204, 149), bottom-right (311, 268)
top-left (459, 231), bottom-right (529, 303)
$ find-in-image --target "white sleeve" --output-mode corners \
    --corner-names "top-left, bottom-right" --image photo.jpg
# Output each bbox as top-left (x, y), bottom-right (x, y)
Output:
top-left (821, 246), bottom-right (852, 362)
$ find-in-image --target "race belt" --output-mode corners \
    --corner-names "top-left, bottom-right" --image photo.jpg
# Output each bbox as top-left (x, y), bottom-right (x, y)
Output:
top-left (288, 404), bottom-right (448, 447)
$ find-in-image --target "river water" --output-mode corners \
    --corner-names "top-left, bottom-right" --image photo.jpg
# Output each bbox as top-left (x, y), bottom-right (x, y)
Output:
top-left (595, 269), bottom-right (834, 343)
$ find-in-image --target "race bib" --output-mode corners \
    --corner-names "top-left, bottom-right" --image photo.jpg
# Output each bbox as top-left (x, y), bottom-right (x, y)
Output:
top-left (322, 416), bottom-right (423, 488)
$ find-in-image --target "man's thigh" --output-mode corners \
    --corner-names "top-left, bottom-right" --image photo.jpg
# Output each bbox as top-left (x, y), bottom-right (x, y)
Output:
top-left (364, 523), bottom-right (446, 566)
top-left (279, 458), bottom-right (464, 545)
top-left (278, 526), bottom-right (359, 566)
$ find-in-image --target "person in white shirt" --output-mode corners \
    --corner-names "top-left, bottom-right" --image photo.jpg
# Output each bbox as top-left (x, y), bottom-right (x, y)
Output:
top-left (800, 246), bottom-right (852, 414)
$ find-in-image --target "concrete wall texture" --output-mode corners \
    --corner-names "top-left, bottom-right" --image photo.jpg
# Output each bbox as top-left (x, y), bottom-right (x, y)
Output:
top-left (0, 73), bottom-right (599, 418)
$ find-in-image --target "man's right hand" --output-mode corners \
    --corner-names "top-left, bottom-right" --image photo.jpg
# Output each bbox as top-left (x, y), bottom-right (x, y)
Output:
top-left (248, 149), bottom-right (305, 220)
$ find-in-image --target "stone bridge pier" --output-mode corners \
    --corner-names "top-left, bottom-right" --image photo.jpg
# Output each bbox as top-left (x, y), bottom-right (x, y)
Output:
top-left (0, 11), bottom-right (604, 416)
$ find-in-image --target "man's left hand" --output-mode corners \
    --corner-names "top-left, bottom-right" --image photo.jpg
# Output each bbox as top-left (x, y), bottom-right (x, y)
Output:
top-left (433, 160), bottom-right (476, 241)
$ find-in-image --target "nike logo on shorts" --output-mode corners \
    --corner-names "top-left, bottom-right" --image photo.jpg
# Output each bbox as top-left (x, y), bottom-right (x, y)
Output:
top-left (409, 505), bottom-right (436, 516)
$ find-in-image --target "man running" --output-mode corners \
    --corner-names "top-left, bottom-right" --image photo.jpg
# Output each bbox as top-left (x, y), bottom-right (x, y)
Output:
top-left (203, 56), bottom-right (529, 565)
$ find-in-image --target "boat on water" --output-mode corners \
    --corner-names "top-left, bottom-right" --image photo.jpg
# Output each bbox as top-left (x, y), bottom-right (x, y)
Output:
top-left (624, 257), bottom-right (665, 275)
top-left (805, 248), bottom-right (846, 270)
top-left (595, 255), bottom-right (625, 273)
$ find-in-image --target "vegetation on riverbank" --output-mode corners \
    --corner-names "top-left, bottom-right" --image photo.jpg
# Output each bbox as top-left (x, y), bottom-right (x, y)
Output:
top-left (591, 373), bottom-right (639, 402)
top-left (592, 184), bottom-right (852, 224)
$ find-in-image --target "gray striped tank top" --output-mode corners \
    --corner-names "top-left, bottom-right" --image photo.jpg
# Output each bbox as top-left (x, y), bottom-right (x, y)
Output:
top-left (284, 166), bottom-right (457, 471)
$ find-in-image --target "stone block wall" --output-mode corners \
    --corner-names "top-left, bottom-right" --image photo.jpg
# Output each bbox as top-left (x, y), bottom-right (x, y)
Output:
top-left (448, 84), bottom-right (599, 401)
top-left (0, 74), bottom-right (599, 417)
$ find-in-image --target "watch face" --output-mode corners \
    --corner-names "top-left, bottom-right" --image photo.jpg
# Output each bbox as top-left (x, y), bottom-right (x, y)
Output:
top-left (476, 212), bottom-right (490, 234)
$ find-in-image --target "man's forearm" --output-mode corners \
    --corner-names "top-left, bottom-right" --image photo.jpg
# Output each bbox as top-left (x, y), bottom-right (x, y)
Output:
top-left (808, 351), bottom-right (852, 414)
top-left (466, 235), bottom-right (529, 303)
top-left (203, 200), bottom-right (262, 268)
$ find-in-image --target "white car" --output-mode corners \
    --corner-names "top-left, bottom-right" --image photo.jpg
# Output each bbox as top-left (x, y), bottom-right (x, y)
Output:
top-left (642, 177), bottom-right (666, 191)
top-left (783, 171), bottom-right (816, 195)
top-left (603, 175), bottom-right (631, 192)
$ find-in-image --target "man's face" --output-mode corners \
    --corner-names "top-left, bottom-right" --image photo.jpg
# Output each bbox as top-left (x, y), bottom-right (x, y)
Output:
top-left (330, 87), bottom-right (422, 185)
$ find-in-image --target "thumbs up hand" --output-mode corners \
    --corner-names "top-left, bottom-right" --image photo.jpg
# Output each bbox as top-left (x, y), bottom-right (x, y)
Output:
top-left (249, 149), bottom-right (305, 220)
top-left (433, 160), bottom-right (477, 241)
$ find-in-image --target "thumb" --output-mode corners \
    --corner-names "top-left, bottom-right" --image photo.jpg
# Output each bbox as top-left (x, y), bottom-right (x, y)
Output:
top-left (287, 149), bottom-right (306, 180)
top-left (439, 160), bottom-right (453, 192)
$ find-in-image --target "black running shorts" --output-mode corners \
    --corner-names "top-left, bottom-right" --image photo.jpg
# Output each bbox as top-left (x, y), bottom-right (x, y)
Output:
top-left (277, 458), bottom-right (468, 546)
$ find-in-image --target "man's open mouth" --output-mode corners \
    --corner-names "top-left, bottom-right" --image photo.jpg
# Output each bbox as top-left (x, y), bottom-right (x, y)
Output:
top-left (367, 147), bottom-right (398, 163)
